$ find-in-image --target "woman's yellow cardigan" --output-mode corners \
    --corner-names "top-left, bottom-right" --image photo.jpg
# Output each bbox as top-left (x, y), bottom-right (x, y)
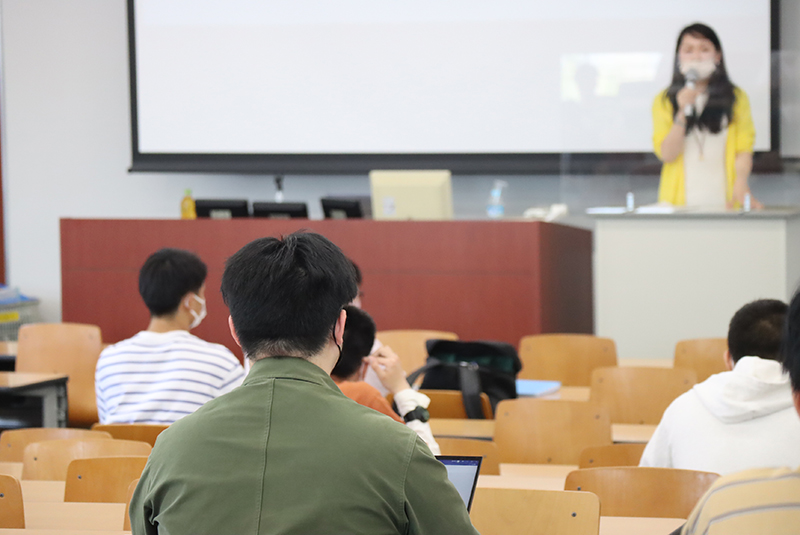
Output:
top-left (652, 87), bottom-right (755, 205)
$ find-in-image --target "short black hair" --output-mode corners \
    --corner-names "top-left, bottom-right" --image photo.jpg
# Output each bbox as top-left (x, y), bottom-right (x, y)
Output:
top-left (221, 232), bottom-right (358, 359)
top-left (139, 248), bottom-right (207, 317)
top-left (783, 291), bottom-right (800, 392)
top-left (728, 299), bottom-right (788, 363)
top-left (331, 306), bottom-right (376, 379)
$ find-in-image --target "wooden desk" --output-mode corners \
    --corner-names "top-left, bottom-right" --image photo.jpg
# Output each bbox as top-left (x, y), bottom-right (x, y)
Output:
top-left (24, 502), bottom-right (125, 530)
top-left (0, 461), bottom-right (22, 479)
top-left (0, 372), bottom-right (68, 428)
top-left (599, 516), bottom-right (684, 535)
top-left (478, 474), bottom-right (566, 491)
top-left (21, 479), bottom-right (65, 502)
top-left (430, 419), bottom-right (655, 444)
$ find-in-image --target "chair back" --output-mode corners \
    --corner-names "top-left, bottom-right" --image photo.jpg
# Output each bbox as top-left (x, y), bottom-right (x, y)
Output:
top-left (123, 478), bottom-right (140, 531)
top-left (0, 474), bottom-right (24, 528)
top-left (674, 338), bottom-right (728, 382)
top-left (16, 323), bottom-right (103, 426)
top-left (0, 428), bottom-right (113, 462)
top-left (64, 456), bottom-right (149, 503)
top-left (91, 424), bottom-right (169, 447)
top-left (590, 367), bottom-right (697, 424)
top-left (436, 438), bottom-right (500, 475)
top-left (494, 399), bottom-right (612, 464)
top-left (518, 334), bottom-right (617, 386)
top-left (578, 443), bottom-right (647, 469)
top-left (375, 330), bottom-right (458, 374)
top-left (420, 390), bottom-right (493, 419)
top-left (564, 467), bottom-right (719, 518)
top-left (22, 438), bottom-right (151, 480)
top-left (470, 487), bottom-right (600, 535)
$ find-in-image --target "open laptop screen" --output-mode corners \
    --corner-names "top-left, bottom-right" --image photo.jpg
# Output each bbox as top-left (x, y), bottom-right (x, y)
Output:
top-left (436, 455), bottom-right (482, 512)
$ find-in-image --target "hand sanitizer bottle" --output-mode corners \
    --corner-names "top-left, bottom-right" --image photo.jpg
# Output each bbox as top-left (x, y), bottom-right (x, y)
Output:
top-left (486, 180), bottom-right (508, 219)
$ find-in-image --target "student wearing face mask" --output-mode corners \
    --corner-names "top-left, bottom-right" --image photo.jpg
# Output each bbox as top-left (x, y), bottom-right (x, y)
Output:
top-left (95, 248), bottom-right (244, 424)
top-left (653, 23), bottom-right (759, 209)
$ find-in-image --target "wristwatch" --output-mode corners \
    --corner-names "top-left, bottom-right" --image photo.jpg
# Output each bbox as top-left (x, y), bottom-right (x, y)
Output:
top-left (403, 406), bottom-right (430, 423)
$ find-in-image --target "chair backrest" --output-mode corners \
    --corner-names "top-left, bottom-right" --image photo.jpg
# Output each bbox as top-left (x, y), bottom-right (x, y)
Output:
top-left (564, 467), bottom-right (720, 518)
top-left (0, 428), bottom-right (113, 462)
top-left (64, 456), bottom-right (149, 503)
top-left (0, 474), bottom-right (24, 528)
top-left (674, 338), bottom-right (728, 383)
top-left (578, 443), bottom-right (647, 469)
top-left (124, 478), bottom-right (140, 531)
top-left (590, 367), bottom-right (697, 424)
top-left (16, 323), bottom-right (103, 427)
top-left (436, 438), bottom-right (501, 475)
top-left (91, 424), bottom-right (169, 448)
top-left (470, 487), bottom-right (600, 535)
top-left (420, 390), bottom-right (493, 419)
top-left (375, 330), bottom-right (458, 373)
top-left (494, 399), bottom-right (612, 464)
top-left (22, 438), bottom-right (152, 480)
top-left (518, 334), bottom-right (617, 386)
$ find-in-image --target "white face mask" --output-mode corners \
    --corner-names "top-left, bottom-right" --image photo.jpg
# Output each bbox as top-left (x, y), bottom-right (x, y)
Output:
top-left (679, 59), bottom-right (717, 80)
top-left (188, 294), bottom-right (207, 329)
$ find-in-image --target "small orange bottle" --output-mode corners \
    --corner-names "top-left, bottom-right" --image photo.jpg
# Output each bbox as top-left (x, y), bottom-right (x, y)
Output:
top-left (180, 189), bottom-right (196, 220)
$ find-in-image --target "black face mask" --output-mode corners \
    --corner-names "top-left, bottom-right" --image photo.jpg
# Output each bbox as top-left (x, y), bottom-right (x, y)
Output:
top-left (332, 320), bottom-right (343, 367)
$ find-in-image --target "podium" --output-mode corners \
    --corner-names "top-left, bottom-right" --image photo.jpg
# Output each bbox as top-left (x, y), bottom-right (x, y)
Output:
top-left (592, 208), bottom-right (800, 359)
top-left (61, 219), bottom-right (593, 357)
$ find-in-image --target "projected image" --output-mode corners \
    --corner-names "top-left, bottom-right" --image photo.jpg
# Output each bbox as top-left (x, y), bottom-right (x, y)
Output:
top-left (560, 53), bottom-right (664, 151)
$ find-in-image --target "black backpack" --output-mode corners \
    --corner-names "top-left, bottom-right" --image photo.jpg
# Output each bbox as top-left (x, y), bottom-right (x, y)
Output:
top-left (406, 339), bottom-right (522, 419)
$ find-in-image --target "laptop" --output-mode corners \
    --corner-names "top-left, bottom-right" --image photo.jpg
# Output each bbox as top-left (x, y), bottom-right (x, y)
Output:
top-left (436, 455), bottom-right (483, 511)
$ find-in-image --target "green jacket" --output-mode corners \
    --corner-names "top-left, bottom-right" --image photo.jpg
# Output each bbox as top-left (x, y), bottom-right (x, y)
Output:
top-left (131, 356), bottom-right (479, 535)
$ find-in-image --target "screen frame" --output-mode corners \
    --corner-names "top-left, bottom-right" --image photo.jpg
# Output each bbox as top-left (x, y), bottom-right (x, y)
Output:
top-left (127, 0), bottom-right (781, 176)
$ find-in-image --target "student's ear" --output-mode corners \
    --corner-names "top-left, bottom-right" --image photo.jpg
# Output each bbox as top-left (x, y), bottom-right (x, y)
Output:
top-left (723, 350), bottom-right (734, 371)
top-left (334, 309), bottom-right (347, 347)
top-left (228, 316), bottom-right (241, 348)
top-left (794, 390), bottom-right (800, 420)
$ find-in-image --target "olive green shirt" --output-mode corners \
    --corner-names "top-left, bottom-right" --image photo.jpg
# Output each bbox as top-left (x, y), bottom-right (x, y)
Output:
top-left (130, 356), bottom-right (479, 535)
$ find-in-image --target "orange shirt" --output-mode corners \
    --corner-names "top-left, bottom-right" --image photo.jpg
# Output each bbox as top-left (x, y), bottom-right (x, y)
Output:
top-left (334, 379), bottom-right (403, 424)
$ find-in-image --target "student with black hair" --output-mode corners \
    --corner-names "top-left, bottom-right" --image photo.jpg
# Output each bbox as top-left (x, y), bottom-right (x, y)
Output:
top-left (95, 248), bottom-right (244, 424)
top-left (332, 305), bottom-right (440, 454)
top-left (640, 299), bottom-right (800, 474)
top-left (130, 232), bottom-right (477, 535)
top-left (654, 23), bottom-right (759, 208)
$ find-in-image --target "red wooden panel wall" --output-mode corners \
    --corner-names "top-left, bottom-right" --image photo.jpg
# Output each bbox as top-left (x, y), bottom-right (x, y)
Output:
top-left (61, 219), bottom-right (592, 362)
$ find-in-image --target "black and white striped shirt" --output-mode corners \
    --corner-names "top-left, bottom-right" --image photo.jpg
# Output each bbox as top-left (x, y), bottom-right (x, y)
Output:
top-left (96, 330), bottom-right (245, 424)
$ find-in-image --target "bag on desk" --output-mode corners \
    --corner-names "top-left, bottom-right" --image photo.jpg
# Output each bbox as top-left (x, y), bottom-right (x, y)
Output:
top-left (406, 339), bottom-right (521, 419)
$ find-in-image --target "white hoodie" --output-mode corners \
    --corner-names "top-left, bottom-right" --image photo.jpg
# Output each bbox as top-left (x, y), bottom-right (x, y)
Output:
top-left (639, 357), bottom-right (800, 475)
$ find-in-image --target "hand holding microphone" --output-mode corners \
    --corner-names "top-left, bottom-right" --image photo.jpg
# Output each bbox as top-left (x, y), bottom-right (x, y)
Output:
top-left (676, 68), bottom-right (699, 121)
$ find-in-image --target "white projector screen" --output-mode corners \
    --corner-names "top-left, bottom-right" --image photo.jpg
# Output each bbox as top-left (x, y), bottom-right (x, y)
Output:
top-left (129, 0), bottom-right (772, 172)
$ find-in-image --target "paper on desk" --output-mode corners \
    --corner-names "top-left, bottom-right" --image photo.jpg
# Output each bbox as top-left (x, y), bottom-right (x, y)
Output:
top-left (585, 206), bottom-right (628, 215)
top-left (516, 379), bottom-right (561, 397)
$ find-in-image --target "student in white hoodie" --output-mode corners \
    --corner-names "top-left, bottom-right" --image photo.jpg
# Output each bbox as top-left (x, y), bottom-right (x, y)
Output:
top-left (640, 298), bottom-right (800, 475)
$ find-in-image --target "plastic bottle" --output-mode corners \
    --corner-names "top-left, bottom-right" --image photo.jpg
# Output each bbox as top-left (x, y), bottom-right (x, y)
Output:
top-left (486, 180), bottom-right (508, 219)
top-left (181, 189), bottom-right (196, 220)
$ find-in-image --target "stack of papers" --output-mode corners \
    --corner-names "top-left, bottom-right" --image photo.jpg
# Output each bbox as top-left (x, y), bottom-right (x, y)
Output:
top-left (516, 379), bottom-right (561, 397)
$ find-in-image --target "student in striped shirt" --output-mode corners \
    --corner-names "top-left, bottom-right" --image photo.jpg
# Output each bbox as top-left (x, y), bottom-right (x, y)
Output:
top-left (95, 248), bottom-right (245, 424)
top-left (677, 290), bottom-right (800, 534)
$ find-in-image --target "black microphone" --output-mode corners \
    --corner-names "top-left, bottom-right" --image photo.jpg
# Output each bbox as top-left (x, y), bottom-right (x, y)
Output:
top-left (683, 69), bottom-right (698, 117)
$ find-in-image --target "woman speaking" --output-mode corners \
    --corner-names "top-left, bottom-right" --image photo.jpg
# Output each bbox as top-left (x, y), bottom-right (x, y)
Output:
top-left (653, 23), bottom-right (759, 208)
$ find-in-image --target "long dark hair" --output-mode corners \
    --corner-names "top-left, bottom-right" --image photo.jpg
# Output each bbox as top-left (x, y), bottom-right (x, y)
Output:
top-left (665, 23), bottom-right (735, 134)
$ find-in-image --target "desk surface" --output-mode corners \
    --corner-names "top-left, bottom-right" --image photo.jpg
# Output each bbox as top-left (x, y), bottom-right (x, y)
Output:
top-left (0, 372), bottom-right (67, 389)
top-left (24, 502), bottom-right (125, 530)
top-left (430, 419), bottom-right (655, 444)
top-left (0, 461), bottom-right (22, 479)
top-left (21, 479), bottom-right (65, 502)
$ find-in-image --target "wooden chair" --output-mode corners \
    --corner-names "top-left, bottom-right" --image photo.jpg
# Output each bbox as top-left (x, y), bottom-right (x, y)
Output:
top-left (674, 338), bottom-right (728, 383)
top-left (590, 367), bottom-right (697, 424)
top-left (470, 487), bottom-right (600, 535)
top-left (123, 478), bottom-right (140, 531)
top-left (387, 390), bottom-right (493, 419)
top-left (375, 330), bottom-right (458, 374)
top-left (22, 438), bottom-right (151, 480)
top-left (0, 474), bottom-right (24, 528)
top-left (517, 334), bottom-right (617, 386)
top-left (16, 323), bottom-right (103, 427)
top-left (494, 399), bottom-right (612, 465)
top-left (64, 456), bottom-right (149, 503)
top-left (436, 438), bottom-right (500, 475)
top-left (0, 427), bottom-right (113, 462)
top-left (578, 443), bottom-right (647, 469)
top-left (91, 423), bottom-right (169, 447)
top-left (564, 467), bottom-right (719, 518)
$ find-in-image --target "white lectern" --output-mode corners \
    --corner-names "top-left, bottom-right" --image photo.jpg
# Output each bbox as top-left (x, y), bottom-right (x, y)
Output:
top-left (592, 208), bottom-right (800, 359)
